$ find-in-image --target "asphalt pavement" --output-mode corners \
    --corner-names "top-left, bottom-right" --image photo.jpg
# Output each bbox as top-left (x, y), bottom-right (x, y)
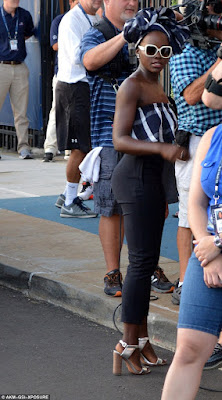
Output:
top-left (1, 285), bottom-right (222, 400)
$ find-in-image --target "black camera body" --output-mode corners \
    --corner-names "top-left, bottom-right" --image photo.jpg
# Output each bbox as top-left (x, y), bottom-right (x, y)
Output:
top-left (173, 0), bottom-right (222, 49)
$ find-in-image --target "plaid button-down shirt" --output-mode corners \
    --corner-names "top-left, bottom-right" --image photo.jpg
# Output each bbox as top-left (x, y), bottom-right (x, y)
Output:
top-left (170, 42), bottom-right (222, 136)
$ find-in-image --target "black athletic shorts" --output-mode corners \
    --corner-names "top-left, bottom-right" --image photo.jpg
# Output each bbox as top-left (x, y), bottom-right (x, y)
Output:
top-left (56, 80), bottom-right (91, 153)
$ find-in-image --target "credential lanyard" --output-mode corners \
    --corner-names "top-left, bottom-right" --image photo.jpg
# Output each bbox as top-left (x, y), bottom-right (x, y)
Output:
top-left (213, 158), bottom-right (222, 205)
top-left (1, 6), bottom-right (19, 40)
top-left (78, 3), bottom-right (93, 27)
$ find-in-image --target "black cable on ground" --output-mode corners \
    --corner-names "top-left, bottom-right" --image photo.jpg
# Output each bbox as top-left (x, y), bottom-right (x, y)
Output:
top-left (113, 294), bottom-right (159, 334)
top-left (113, 303), bottom-right (122, 334)
top-left (199, 386), bottom-right (222, 393)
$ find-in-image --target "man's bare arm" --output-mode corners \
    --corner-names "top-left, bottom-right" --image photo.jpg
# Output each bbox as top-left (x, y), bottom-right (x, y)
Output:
top-left (83, 33), bottom-right (126, 71)
top-left (183, 58), bottom-right (221, 105)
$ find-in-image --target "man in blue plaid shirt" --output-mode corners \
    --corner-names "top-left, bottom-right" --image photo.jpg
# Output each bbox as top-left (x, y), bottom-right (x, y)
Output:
top-left (170, 3), bottom-right (222, 306)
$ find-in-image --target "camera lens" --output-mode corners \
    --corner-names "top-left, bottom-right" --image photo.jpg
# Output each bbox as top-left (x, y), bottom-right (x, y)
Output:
top-left (203, 14), bottom-right (222, 30)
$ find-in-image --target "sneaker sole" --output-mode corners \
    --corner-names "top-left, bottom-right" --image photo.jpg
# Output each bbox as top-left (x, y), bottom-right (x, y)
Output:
top-left (60, 213), bottom-right (97, 218)
top-left (104, 290), bottom-right (122, 297)
top-left (151, 285), bottom-right (175, 294)
top-left (203, 359), bottom-right (222, 370)
top-left (19, 156), bottom-right (33, 159)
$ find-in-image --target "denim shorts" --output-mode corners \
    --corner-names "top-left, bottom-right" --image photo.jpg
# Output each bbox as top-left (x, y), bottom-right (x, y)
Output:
top-left (178, 252), bottom-right (222, 337)
top-left (93, 147), bottom-right (122, 217)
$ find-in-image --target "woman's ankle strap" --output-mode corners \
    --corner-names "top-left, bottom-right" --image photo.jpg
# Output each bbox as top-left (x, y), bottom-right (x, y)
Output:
top-left (119, 340), bottom-right (139, 349)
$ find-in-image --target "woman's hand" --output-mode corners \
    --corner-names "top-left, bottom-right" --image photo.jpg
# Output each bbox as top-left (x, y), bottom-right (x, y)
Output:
top-left (159, 144), bottom-right (189, 163)
top-left (193, 236), bottom-right (221, 267)
top-left (203, 253), bottom-right (222, 288)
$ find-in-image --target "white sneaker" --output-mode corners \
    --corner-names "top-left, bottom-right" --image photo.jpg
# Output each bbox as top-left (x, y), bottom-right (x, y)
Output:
top-left (77, 182), bottom-right (93, 200)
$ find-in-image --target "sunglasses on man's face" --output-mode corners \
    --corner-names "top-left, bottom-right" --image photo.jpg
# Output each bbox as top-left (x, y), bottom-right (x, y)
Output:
top-left (138, 44), bottom-right (172, 58)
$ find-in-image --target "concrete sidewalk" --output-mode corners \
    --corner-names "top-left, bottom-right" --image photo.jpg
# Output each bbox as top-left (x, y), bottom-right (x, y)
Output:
top-left (0, 151), bottom-right (180, 351)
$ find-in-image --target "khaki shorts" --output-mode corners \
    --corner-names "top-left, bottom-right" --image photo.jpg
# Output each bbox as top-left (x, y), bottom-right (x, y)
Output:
top-left (175, 134), bottom-right (201, 228)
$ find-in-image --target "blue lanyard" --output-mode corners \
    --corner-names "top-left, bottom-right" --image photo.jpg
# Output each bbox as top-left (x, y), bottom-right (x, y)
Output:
top-left (78, 3), bottom-right (93, 27)
top-left (1, 6), bottom-right (19, 40)
top-left (213, 158), bottom-right (222, 205)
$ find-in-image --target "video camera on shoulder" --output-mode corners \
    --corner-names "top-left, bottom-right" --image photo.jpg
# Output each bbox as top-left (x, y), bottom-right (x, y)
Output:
top-left (172, 0), bottom-right (222, 49)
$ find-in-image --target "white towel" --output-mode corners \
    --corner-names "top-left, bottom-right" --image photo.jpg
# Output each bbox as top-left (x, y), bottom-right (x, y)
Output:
top-left (79, 147), bottom-right (103, 183)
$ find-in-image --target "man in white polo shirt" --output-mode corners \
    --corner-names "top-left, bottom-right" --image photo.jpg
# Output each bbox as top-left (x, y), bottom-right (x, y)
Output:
top-left (55, 0), bottom-right (102, 218)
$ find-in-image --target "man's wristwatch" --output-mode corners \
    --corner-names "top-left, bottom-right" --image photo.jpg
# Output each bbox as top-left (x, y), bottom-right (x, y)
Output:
top-left (205, 73), bottom-right (222, 96)
top-left (217, 46), bottom-right (222, 59)
top-left (213, 234), bottom-right (222, 249)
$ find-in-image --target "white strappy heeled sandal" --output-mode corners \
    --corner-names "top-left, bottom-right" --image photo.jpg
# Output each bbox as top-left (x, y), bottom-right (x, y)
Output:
top-left (113, 340), bottom-right (151, 375)
top-left (139, 337), bottom-right (167, 366)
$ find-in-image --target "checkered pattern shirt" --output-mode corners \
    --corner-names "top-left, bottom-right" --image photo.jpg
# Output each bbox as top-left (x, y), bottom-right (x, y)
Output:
top-left (170, 42), bottom-right (222, 136)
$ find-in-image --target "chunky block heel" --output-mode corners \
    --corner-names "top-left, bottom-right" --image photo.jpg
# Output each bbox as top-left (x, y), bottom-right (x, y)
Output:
top-left (113, 340), bottom-right (150, 375)
top-left (113, 350), bottom-right (122, 375)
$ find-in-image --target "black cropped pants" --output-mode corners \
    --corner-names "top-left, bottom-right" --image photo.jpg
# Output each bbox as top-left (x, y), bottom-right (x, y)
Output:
top-left (112, 154), bottom-right (165, 324)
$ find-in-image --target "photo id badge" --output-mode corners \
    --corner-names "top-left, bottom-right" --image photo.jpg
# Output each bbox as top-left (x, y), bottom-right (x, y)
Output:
top-left (211, 203), bottom-right (222, 233)
top-left (10, 39), bottom-right (18, 51)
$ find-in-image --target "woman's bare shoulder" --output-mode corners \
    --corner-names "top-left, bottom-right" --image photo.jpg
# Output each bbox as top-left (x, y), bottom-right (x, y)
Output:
top-left (201, 126), bottom-right (218, 147)
top-left (118, 74), bottom-right (142, 100)
top-left (196, 126), bottom-right (218, 159)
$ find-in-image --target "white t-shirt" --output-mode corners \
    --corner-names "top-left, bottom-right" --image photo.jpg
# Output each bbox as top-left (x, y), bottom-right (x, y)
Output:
top-left (57, 5), bottom-right (100, 84)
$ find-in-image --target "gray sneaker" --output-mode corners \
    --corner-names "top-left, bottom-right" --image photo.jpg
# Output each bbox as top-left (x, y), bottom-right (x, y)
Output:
top-left (172, 283), bottom-right (182, 305)
top-left (60, 197), bottom-right (97, 218)
top-left (55, 194), bottom-right (65, 208)
top-left (19, 149), bottom-right (33, 159)
top-left (204, 343), bottom-right (222, 370)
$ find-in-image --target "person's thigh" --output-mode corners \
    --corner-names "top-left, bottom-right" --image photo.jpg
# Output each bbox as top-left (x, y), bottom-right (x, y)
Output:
top-left (10, 63), bottom-right (29, 113)
top-left (0, 64), bottom-right (13, 109)
top-left (179, 252), bottom-right (222, 337)
top-left (176, 328), bottom-right (218, 364)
